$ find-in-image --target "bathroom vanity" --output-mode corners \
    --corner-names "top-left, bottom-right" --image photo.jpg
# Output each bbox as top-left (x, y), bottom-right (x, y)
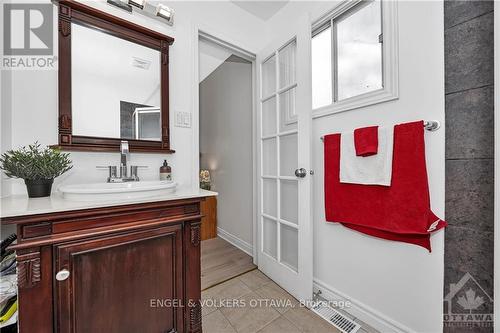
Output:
top-left (1, 189), bottom-right (215, 333)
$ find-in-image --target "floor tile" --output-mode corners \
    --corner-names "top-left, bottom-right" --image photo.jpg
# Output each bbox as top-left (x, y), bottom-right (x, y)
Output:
top-left (254, 281), bottom-right (299, 314)
top-left (283, 307), bottom-right (341, 333)
top-left (258, 316), bottom-right (301, 333)
top-left (238, 269), bottom-right (272, 291)
top-left (220, 291), bottom-right (281, 333)
top-left (201, 289), bottom-right (218, 317)
top-left (202, 309), bottom-right (237, 333)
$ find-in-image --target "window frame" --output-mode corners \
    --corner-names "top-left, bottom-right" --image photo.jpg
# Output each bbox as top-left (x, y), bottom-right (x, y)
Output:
top-left (311, 0), bottom-right (399, 118)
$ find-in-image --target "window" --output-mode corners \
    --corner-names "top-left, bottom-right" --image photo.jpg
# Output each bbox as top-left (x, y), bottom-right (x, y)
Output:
top-left (312, 0), bottom-right (398, 116)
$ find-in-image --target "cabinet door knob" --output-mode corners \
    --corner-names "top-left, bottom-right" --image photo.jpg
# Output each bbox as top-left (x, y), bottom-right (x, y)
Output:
top-left (56, 269), bottom-right (70, 281)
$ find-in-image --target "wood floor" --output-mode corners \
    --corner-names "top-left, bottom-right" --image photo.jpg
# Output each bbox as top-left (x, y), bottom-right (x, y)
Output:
top-left (201, 237), bottom-right (256, 290)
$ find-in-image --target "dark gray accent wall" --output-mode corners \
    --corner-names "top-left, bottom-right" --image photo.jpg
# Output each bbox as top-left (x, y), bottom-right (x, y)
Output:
top-left (119, 101), bottom-right (151, 139)
top-left (444, 1), bottom-right (494, 331)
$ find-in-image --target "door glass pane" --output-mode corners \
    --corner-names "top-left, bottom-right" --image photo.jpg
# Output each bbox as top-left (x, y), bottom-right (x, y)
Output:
top-left (280, 224), bottom-right (298, 271)
top-left (278, 40), bottom-right (296, 88)
top-left (280, 133), bottom-right (297, 177)
top-left (312, 27), bottom-right (332, 109)
top-left (262, 97), bottom-right (277, 137)
top-left (262, 55), bottom-right (276, 98)
top-left (279, 88), bottom-right (297, 132)
top-left (263, 217), bottom-right (277, 259)
top-left (280, 180), bottom-right (298, 224)
top-left (262, 138), bottom-right (277, 176)
top-left (263, 179), bottom-right (277, 217)
top-left (337, 0), bottom-right (382, 100)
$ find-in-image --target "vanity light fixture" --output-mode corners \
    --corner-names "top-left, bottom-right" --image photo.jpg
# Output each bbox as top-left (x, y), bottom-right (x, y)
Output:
top-left (156, 4), bottom-right (174, 25)
top-left (107, 0), bottom-right (132, 12)
top-left (128, 0), bottom-right (146, 10)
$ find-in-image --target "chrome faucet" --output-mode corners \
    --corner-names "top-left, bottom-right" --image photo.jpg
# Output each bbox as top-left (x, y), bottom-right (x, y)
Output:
top-left (96, 141), bottom-right (145, 182)
top-left (120, 141), bottom-right (130, 179)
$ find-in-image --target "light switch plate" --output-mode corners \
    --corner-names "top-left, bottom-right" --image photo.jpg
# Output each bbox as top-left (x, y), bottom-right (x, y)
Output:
top-left (175, 112), bottom-right (191, 128)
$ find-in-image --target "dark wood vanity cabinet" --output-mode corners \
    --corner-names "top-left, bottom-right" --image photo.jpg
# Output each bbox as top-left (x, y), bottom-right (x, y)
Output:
top-left (55, 225), bottom-right (184, 333)
top-left (2, 198), bottom-right (206, 333)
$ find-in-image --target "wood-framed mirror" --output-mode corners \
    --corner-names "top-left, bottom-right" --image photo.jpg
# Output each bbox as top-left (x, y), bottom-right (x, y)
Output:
top-left (54, 0), bottom-right (175, 153)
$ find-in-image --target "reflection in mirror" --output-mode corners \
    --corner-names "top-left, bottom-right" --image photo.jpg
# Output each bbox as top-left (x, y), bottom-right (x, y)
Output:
top-left (71, 23), bottom-right (161, 141)
top-left (120, 103), bottom-right (161, 140)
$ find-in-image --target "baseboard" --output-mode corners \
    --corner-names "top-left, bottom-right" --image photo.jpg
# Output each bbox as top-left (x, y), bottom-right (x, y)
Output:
top-left (217, 227), bottom-right (254, 257)
top-left (313, 278), bottom-right (415, 333)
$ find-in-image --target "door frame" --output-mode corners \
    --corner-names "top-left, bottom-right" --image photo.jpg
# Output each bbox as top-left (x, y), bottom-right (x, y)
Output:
top-left (191, 23), bottom-right (259, 264)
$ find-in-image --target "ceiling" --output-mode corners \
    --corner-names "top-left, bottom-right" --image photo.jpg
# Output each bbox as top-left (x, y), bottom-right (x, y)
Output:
top-left (230, 1), bottom-right (289, 21)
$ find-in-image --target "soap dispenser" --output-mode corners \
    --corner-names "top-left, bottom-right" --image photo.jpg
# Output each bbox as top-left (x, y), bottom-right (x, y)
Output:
top-left (160, 160), bottom-right (172, 181)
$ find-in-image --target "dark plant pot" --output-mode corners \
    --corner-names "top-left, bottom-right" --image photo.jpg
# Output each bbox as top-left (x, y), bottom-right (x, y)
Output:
top-left (200, 182), bottom-right (211, 191)
top-left (24, 179), bottom-right (54, 198)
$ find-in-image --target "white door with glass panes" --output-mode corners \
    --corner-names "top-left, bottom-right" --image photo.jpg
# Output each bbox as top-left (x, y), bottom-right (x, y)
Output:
top-left (257, 14), bottom-right (313, 303)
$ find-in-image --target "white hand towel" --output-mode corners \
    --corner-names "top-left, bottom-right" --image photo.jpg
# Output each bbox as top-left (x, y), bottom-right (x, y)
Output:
top-left (339, 127), bottom-right (394, 186)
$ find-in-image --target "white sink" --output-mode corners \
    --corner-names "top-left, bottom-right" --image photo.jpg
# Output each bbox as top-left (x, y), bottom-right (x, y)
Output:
top-left (59, 180), bottom-right (177, 201)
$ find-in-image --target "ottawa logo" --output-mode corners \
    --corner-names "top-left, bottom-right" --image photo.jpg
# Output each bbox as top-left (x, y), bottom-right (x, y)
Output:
top-left (444, 272), bottom-right (493, 329)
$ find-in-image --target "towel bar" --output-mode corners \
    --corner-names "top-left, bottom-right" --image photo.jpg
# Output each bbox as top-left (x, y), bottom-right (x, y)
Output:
top-left (320, 120), bottom-right (440, 141)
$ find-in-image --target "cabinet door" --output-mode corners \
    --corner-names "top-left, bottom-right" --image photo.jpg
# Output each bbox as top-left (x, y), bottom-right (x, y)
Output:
top-left (200, 196), bottom-right (217, 240)
top-left (54, 224), bottom-right (184, 333)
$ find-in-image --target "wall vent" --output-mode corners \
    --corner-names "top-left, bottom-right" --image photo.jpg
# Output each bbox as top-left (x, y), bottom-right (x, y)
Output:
top-left (132, 57), bottom-right (151, 70)
top-left (312, 302), bottom-right (361, 333)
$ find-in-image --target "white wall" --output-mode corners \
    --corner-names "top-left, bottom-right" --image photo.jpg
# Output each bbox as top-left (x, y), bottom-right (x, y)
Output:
top-left (200, 58), bottom-right (253, 246)
top-left (264, 1), bottom-right (445, 332)
top-left (198, 39), bottom-right (232, 83)
top-left (0, 70), bottom-right (17, 237)
top-left (0, 0), bottom-right (266, 196)
top-left (1, 70), bottom-right (12, 198)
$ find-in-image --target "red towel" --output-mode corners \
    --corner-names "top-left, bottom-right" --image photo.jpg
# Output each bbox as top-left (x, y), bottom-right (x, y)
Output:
top-left (354, 126), bottom-right (378, 156)
top-left (343, 224), bottom-right (431, 250)
top-left (324, 121), bottom-right (446, 251)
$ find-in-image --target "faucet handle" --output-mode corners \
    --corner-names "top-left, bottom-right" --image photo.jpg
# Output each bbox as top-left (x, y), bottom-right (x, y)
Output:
top-left (130, 166), bottom-right (148, 180)
top-left (96, 166), bottom-right (117, 179)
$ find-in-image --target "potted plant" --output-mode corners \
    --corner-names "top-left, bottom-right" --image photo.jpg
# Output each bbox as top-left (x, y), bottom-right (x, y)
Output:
top-left (0, 143), bottom-right (73, 198)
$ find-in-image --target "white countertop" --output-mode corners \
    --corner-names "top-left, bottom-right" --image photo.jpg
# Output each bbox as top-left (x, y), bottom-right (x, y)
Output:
top-left (0, 187), bottom-right (217, 219)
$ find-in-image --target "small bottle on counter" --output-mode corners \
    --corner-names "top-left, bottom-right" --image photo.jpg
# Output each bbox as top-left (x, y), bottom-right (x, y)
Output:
top-left (160, 160), bottom-right (172, 181)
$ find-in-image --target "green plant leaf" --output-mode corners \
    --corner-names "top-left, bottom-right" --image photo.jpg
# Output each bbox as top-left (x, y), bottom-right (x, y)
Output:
top-left (0, 142), bottom-right (73, 180)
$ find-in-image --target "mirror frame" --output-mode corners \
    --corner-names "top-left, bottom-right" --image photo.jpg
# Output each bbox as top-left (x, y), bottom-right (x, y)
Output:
top-left (54, 0), bottom-right (175, 153)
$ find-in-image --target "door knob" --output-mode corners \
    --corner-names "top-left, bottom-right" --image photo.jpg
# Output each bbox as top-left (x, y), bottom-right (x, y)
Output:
top-left (295, 168), bottom-right (307, 178)
top-left (56, 269), bottom-right (70, 281)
